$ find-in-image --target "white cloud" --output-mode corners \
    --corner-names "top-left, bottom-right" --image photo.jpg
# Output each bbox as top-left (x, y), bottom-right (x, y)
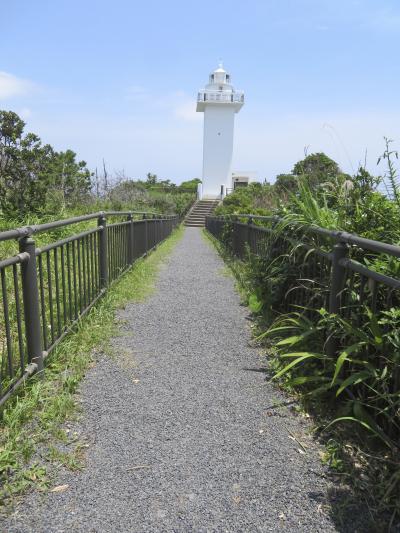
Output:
top-left (0, 71), bottom-right (34, 100)
top-left (155, 90), bottom-right (201, 122)
top-left (174, 100), bottom-right (201, 122)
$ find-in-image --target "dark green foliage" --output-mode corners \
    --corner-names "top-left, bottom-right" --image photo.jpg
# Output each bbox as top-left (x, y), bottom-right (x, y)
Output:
top-left (0, 110), bottom-right (196, 223)
top-left (213, 144), bottom-right (400, 524)
top-left (146, 172), bottom-right (158, 186)
top-left (0, 111), bottom-right (92, 219)
top-left (107, 180), bottom-right (147, 207)
top-left (274, 173), bottom-right (298, 193)
top-left (273, 153), bottom-right (347, 196)
top-left (378, 137), bottom-right (400, 208)
top-left (178, 178), bottom-right (201, 191)
top-left (49, 150), bottom-right (92, 206)
top-left (292, 152), bottom-right (340, 184)
top-left (0, 111), bottom-right (54, 218)
top-left (105, 179), bottom-right (194, 216)
top-left (215, 182), bottom-right (277, 216)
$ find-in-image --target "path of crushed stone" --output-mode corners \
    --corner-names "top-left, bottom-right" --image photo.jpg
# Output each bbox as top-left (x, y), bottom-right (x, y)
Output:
top-left (5, 227), bottom-right (339, 532)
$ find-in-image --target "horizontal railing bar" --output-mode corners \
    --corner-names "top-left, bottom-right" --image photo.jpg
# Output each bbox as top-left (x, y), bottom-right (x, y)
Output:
top-left (30, 213), bottom-right (102, 234)
top-left (0, 227), bottom-right (31, 243)
top-left (0, 362), bottom-right (39, 409)
top-left (35, 227), bottom-right (102, 254)
top-left (207, 215), bottom-right (400, 258)
top-left (331, 230), bottom-right (400, 257)
top-left (44, 230), bottom-right (173, 355)
top-left (0, 211), bottom-right (178, 241)
top-left (106, 221), bottom-right (132, 229)
top-left (105, 211), bottom-right (177, 219)
top-left (244, 223), bottom-right (332, 260)
top-left (0, 252), bottom-right (30, 269)
top-left (299, 243), bottom-right (332, 261)
top-left (340, 258), bottom-right (400, 290)
top-left (248, 223), bottom-right (272, 233)
top-left (0, 211), bottom-right (180, 406)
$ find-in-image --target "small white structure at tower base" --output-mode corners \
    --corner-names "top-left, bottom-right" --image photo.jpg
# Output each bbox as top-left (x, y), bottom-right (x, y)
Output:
top-left (229, 171), bottom-right (258, 194)
top-left (197, 63), bottom-right (244, 199)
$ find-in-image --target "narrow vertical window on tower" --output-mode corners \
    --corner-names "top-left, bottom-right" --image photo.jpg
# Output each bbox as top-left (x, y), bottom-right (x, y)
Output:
top-left (196, 63), bottom-right (244, 200)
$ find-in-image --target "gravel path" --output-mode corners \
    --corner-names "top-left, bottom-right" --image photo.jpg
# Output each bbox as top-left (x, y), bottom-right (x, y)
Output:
top-left (5, 227), bottom-right (338, 532)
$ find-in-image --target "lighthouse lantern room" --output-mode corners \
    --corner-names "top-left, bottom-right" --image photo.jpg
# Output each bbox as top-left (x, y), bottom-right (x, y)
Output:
top-left (196, 63), bottom-right (244, 199)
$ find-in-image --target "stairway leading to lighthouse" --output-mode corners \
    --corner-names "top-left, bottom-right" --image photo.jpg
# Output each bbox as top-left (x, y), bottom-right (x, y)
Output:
top-left (184, 199), bottom-right (219, 227)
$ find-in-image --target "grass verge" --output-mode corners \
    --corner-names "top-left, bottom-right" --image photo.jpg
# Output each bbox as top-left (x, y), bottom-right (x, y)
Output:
top-left (0, 225), bottom-right (184, 511)
top-left (201, 228), bottom-right (249, 301)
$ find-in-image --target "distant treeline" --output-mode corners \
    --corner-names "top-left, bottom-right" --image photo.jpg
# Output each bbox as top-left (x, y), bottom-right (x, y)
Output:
top-left (0, 110), bottom-right (199, 220)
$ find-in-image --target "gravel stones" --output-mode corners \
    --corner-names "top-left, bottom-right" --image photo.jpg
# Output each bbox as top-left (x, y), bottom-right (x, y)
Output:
top-left (4, 227), bottom-right (337, 532)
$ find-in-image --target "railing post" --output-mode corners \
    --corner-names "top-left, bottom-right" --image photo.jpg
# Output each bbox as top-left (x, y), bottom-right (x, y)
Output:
top-left (153, 214), bottom-right (157, 248)
top-left (329, 242), bottom-right (348, 314)
top-left (98, 213), bottom-right (108, 288)
top-left (127, 213), bottom-right (134, 265)
top-left (232, 216), bottom-right (238, 256)
top-left (19, 236), bottom-right (44, 375)
top-left (143, 213), bottom-right (148, 254)
top-left (247, 216), bottom-right (253, 255)
top-left (327, 241), bottom-right (348, 356)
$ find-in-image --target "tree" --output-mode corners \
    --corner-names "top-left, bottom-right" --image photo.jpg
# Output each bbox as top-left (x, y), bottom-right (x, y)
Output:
top-left (0, 110), bottom-right (93, 218)
top-left (274, 173), bottom-right (299, 194)
top-left (0, 111), bottom-right (54, 218)
top-left (107, 180), bottom-right (147, 208)
top-left (292, 152), bottom-right (340, 187)
top-left (146, 172), bottom-right (157, 186)
top-left (178, 178), bottom-right (201, 192)
top-left (50, 149), bottom-right (92, 206)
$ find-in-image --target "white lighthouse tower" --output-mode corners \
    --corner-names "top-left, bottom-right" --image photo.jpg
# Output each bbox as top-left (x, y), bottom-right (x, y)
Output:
top-left (196, 63), bottom-right (244, 199)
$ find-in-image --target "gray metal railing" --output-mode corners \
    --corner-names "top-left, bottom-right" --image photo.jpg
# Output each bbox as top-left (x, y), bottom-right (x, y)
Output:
top-left (0, 211), bottom-right (179, 405)
top-left (206, 213), bottom-right (400, 344)
top-left (206, 214), bottom-right (400, 442)
top-left (206, 214), bottom-right (400, 315)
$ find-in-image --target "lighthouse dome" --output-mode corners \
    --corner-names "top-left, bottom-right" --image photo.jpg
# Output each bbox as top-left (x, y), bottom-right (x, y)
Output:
top-left (208, 62), bottom-right (232, 89)
top-left (196, 62), bottom-right (244, 112)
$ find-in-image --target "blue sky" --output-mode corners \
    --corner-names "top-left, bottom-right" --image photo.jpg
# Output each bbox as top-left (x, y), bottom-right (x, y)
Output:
top-left (1, 0), bottom-right (400, 183)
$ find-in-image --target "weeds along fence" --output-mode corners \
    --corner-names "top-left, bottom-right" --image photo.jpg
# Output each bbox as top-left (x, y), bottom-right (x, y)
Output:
top-left (0, 211), bottom-right (179, 406)
top-left (206, 215), bottom-right (400, 438)
top-left (206, 214), bottom-right (400, 317)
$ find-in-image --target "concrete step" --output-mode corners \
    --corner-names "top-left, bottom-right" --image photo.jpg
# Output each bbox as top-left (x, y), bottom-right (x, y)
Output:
top-left (184, 199), bottom-right (218, 226)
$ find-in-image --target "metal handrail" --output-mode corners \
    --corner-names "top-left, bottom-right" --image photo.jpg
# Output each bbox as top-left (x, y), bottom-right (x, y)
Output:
top-left (0, 211), bottom-right (177, 242)
top-left (0, 211), bottom-right (180, 405)
top-left (205, 213), bottom-right (400, 440)
top-left (197, 91), bottom-right (244, 103)
top-left (207, 214), bottom-right (400, 257)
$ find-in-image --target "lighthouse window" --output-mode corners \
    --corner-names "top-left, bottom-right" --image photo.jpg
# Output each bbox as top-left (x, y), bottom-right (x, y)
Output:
top-left (226, 75), bottom-right (230, 82)
top-left (211, 74), bottom-right (214, 82)
top-left (219, 86), bottom-right (223, 90)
